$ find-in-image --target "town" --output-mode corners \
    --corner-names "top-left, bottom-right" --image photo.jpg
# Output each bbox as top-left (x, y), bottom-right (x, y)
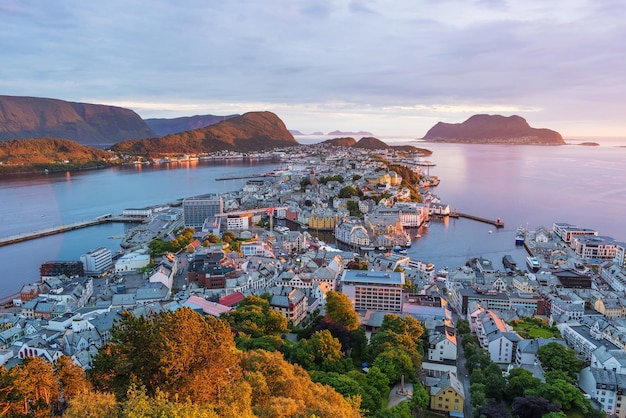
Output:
top-left (2, 142), bottom-right (626, 417)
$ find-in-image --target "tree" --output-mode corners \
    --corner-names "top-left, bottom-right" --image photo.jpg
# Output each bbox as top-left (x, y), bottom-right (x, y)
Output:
top-left (511, 395), bottom-right (560, 418)
top-left (505, 368), bottom-right (541, 400)
top-left (55, 355), bottom-right (92, 403)
top-left (372, 346), bottom-right (415, 383)
top-left (325, 291), bottom-right (360, 331)
top-left (338, 185), bottom-right (359, 198)
top-left (537, 342), bottom-right (583, 381)
top-left (292, 330), bottom-right (344, 371)
top-left (64, 391), bottom-right (119, 418)
top-left (89, 308), bottom-right (242, 407)
top-left (222, 296), bottom-right (289, 338)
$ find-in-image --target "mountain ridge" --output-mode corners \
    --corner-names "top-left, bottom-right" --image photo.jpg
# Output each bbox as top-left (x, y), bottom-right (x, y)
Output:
top-left (0, 95), bottom-right (155, 146)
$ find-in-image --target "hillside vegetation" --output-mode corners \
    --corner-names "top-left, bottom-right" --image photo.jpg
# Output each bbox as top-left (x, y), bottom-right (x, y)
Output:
top-left (0, 138), bottom-right (114, 173)
top-left (112, 111), bottom-right (298, 157)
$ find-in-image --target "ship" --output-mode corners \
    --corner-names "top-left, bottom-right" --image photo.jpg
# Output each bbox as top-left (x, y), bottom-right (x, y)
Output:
top-left (502, 254), bottom-right (517, 270)
top-left (526, 256), bottom-right (541, 272)
top-left (515, 226), bottom-right (525, 245)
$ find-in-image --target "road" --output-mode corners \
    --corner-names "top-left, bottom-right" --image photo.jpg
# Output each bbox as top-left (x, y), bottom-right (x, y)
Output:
top-left (455, 324), bottom-right (472, 416)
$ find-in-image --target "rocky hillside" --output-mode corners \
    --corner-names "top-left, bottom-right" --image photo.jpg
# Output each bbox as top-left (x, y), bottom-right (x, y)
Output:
top-left (353, 136), bottom-right (389, 150)
top-left (145, 114), bottom-right (239, 136)
top-left (112, 111), bottom-right (298, 156)
top-left (0, 95), bottom-right (155, 146)
top-left (320, 137), bottom-right (357, 147)
top-left (423, 114), bottom-right (565, 145)
top-left (0, 138), bottom-right (113, 173)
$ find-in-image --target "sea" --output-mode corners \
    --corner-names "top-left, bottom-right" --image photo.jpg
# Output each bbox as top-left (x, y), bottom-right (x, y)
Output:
top-left (1, 137), bottom-right (625, 298)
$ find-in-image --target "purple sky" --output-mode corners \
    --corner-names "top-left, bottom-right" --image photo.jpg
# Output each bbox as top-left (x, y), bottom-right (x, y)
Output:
top-left (1, 0), bottom-right (624, 138)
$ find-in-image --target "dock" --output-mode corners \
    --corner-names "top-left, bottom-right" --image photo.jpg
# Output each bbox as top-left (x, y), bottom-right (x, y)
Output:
top-left (451, 212), bottom-right (504, 228)
top-left (215, 174), bottom-right (270, 181)
top-left (0, 214), bottom-right (145, 247)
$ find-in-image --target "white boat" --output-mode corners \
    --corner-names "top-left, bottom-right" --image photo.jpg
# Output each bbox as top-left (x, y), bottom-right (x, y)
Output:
top-left (526, 256), bottom-right (541, 272)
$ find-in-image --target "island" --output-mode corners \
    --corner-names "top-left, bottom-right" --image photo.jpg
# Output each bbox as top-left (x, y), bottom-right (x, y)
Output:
top-left (423, 114), bottom-right (565, 145)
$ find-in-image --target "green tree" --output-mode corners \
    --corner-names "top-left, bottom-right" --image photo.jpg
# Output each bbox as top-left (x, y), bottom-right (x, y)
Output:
top-left (338, 185), bottom-right (359, 198)
top-left (506, 368), bottom-right (541, 400)
top-left (537, 342), bottom-right (583, 381)
top-left (292, 330), bottom-right (344, 371)
top-left (325, 291), bottom-right (360, 331)
top-left (223, 296), bottom-right (289, 338)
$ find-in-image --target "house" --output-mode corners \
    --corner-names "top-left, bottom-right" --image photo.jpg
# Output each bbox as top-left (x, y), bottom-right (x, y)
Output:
top-left (267, 286), bottom-right (308, 326)
top-left (429, 371), bottom-right (465, 417)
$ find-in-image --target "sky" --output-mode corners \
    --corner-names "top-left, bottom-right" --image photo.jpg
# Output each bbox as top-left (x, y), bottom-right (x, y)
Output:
top-left (1, 0), bottom-right (625, 138)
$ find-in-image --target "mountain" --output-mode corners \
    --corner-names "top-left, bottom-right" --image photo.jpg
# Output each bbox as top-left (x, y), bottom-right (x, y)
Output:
top-left (112, 111), bottom-right (298, 156)
top-left (145, 114), bottom-right (239, 136)
top-left (288, 129), bottom-right (305, 136)
top-left (327, 130), bottom-right (373, 136)
top-left (353, 136), bottom-right (389, 149)
top-left (0, 95), bottom-right (155, 146)
top-left (423, 114), bottom-right (565, 145)
top-left (320, 137), bottom-right (357, 147)
top-left (0, 137), bottom-right (113, 173)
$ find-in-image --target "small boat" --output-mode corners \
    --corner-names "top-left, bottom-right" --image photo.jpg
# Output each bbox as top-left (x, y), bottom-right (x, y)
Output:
top-left (526, 256), bottom-right (541, 272)
top-left (392, 245), bottom-right (403, 252)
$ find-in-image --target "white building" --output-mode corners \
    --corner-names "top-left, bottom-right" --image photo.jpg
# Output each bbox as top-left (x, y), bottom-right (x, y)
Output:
top-left (115, 251), bottom-right (150, 273)
top-left (80, 247), bottom-right (113, 276)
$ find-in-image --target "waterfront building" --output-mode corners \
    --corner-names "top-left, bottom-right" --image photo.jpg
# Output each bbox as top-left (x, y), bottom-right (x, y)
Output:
top-left (572, 235), bottom-right (622, 261)
top-left (183, 194), bottom-right (223, 229)
top-left (40, 261), bottom-right (84, 280)
top-left (308, 209), bottom-right (340, 231)
top-left (553, 222), bottom-right (598, 244)
top-left (80, 247), bottom-right (113, 276)
top-left (340, 270), bottom-right (405, 313)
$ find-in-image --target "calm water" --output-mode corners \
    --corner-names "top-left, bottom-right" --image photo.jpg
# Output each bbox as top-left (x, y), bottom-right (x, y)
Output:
top-left (0, 161), bottom-right (279, 297)
top-left (1, 140), bottom-right (625, 297)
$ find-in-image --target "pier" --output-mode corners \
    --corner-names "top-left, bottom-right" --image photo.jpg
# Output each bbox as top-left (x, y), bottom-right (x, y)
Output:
top-left (215, 174), bottom-right (271, 181)
top-left (450, 212), bottom-right (505, 228)
top-left (0, 215), bottom-right (144, 247)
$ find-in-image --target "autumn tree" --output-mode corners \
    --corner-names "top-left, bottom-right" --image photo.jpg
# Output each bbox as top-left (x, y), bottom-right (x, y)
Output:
top-left (89, 307), bottom-right (241, 407)
top-left (1, 357), bottom-right (60, 417)
top-left (325, 291), bottom-right (360, 331)
top-left (64, 391), bottom-right (118, 418)
top-left (240, 349), bottom-right (362, 418)
top-left (54, 355), bottom-right (92, 402)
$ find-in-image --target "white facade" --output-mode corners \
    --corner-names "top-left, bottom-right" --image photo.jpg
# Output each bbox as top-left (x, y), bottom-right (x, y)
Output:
top-left (80, 247), bottom-right (113, 275)
top-left (115, 252), bottom-right (150, 273)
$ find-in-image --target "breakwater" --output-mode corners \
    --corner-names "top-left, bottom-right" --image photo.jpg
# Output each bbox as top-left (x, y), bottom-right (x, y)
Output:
top-left (0, 215), bottom-right (143, 247)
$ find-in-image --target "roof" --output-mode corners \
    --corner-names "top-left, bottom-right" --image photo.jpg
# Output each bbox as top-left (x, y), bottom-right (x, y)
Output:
top-left (341, 270), bottom-right (405, 286)
top-left (219, 292), bottom-right (245, 307)
top-left (183, 295), bottom-right (232, 317)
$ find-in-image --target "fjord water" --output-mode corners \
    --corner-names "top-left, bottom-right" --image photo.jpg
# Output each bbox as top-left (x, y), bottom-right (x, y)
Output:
top-left (1, 140), bottom-right (625, 296)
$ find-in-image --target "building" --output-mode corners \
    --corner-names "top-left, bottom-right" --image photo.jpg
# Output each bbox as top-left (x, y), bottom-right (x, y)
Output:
top-left (340, 270), bottom-right (405, 313)
top-left (553, 222), bottom-right (598, 244)
top-left (268, 286), bottom-right (308, 326)
top-left (39, 261), bottom-right (84, 279)
top-left (80, 247), bottom-right (113, 276)
top-left (183, 194), bottom-right (223, 229)
top-left (115, 251), bottom-right (150, 273)
top-left (429, 371), bottom-right (465, 417)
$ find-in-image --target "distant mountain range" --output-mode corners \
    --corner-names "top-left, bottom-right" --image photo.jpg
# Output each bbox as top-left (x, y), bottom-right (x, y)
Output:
top-left (289, 130), bottom-right (374, 136)
top-left (0, 95), bottom-right (154, 146)
top-left (423, 114), bottom-right (565, 145)
top-left (145, 114), bottom-right (240, 136)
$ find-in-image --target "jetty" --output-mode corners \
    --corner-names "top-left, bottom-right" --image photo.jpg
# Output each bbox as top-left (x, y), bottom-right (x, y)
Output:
top-left (0, 214), bottom-right (144, 247)
top-left (450, 211), bottom-right (504, 228)
top-left (215, 174), bottom-right (270, 181)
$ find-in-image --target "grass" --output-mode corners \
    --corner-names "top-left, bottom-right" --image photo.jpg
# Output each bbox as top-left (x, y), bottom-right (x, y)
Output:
top-left (509, 317), bottom-right (561, 339)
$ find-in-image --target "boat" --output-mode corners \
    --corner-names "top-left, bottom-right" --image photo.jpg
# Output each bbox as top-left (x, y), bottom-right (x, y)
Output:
top-left (361, 246), bottom-right (375, 251)
top-left (392, 245), bottom-right (403, 253)
top-left (526, 256), bottom-right (541, 272)
top-left (515, 226), bottom-right (525, 245)
top-left (502, 254), bottom-right (517, 270)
